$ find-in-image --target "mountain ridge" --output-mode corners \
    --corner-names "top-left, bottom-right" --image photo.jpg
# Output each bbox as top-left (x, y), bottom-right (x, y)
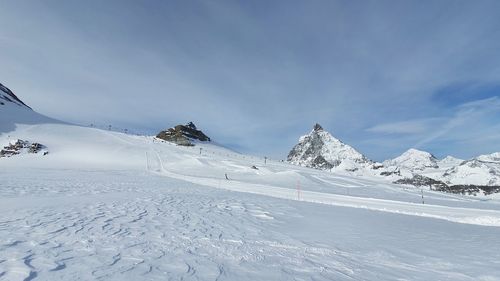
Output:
top-left (287, 123), bottom-right (500, 193)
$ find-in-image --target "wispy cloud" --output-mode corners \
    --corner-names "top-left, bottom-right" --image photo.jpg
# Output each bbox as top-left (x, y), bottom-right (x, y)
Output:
top-left (414, 97), bottom-right (500, 148)
top-left (1, 1), bottom-right (500, 159)
top-left (366, 118), bottom-right (444, 135)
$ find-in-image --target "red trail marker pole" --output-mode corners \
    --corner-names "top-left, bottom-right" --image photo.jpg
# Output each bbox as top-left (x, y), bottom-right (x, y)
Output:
top-left (297, 179), bottom-right (301, 201)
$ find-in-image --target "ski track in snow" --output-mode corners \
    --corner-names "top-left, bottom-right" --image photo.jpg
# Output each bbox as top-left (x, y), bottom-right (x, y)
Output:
top-left (1, 124), bottom-right (500, 280)
top-left (1, 170), bottom-right (500, 281)
top-left (149, 150), bottom-right (500, 227)
top-left (1, 169), bottom-right (500, 281)
top-left (0, 171), bottom-right (392, 281)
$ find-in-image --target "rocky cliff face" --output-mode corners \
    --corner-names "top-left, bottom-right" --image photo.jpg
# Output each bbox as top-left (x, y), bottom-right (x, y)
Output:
top-left (156, 122), bottom-right (211, 146)
top-left (287, 124), bottom-right (373, 171)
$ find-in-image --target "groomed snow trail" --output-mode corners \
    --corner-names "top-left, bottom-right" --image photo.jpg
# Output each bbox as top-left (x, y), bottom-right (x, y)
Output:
top-left (2, 125), bottom-right (500, 280)
top-left (150, 150), bottom-right (500, 227)
top-left (1, 169), bottom-right (500, 281)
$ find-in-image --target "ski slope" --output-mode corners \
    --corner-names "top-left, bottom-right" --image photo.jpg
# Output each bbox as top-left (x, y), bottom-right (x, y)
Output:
top-left (1, 123), bottom-right (500, 280)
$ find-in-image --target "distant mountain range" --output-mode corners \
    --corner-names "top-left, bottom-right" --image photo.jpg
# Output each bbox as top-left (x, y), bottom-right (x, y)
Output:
top-left (287, 124), bottom-right (500, 195)
top-left (2, 81), bottom-right (499, 195)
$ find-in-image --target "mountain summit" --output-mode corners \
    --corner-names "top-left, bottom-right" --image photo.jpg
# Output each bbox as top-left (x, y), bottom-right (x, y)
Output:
top-left (287, 123), bottom-right (372, 171)
top-left (383, 148), bottom-right (438, 171)
top-left (156, 122), bottom-right (211, 146)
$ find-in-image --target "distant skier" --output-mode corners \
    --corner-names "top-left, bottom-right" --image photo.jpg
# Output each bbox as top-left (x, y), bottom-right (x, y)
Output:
top-left (225, 173), bottom-right (229, 180)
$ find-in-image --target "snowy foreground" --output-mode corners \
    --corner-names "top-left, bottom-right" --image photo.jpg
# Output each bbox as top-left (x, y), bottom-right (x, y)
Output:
top-left (2, 124), bottom-right (500, 280)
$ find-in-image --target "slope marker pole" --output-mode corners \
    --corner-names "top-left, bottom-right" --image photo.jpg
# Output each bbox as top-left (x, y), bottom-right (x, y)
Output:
top-left (297, 179), bottom-right (301, 201)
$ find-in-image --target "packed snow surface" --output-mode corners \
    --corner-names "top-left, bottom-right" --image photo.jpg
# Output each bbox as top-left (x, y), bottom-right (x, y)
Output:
top-left (2, 122), bottom-right (500, 280)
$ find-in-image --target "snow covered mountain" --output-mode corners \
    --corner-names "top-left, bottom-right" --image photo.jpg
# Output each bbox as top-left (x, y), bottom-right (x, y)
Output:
top-left (287, 124), bottom-right (374, 172)
top-left (385, 148), bottom-right (500, 191)
top-left (0, 82), bottom-right (60, 133)
top-left (286, 124), bottom-right (500, 192)
top-left (438, 155), bottom-right (464, 168)
top-left (383, 148), bottom-right (439, 171)
top-left (440, 153), bottom-right (500, 186)
top-left (2, 86), bottom-right (500, 280)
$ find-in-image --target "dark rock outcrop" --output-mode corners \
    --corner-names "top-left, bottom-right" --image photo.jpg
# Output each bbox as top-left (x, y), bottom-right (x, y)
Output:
top-left (0, 139), bottom-right (47, 157)
top-left (394, 174), bottom-right (448, 189)
top-left (156, 122), bottom-right (211, 146)
top-left (393, 174), bottom-right (500, 195)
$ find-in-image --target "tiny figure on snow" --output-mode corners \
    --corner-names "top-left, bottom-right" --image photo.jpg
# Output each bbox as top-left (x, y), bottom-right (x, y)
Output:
top-left (225, 173), bottom-right (229, 180)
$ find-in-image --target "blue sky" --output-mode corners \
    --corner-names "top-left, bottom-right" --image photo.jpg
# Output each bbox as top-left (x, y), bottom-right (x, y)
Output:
top-left (1, 0), bottom-right (500, 161)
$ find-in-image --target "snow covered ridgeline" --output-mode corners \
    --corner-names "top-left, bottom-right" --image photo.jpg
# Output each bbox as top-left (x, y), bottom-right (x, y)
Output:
top-left (287, 124), bottom-right (500, 195)
top-left (0, 82), bottom-right (62, 134)
top-left (0, 82), bottom-right (31, 109)
top-left (386, 149), bottom-right (500, 195)
top-left (383, 148), bottom-right (439, 171)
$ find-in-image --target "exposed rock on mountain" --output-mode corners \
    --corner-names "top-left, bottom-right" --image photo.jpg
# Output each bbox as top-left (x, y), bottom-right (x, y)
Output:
top-left (394, 174), bottom-right (500, 196)
top-left (394, 174), bottom-right (448, 189)
top-left (387, 150), bottom-right (500, 194)
top-left (0, 139), bottom-right (48, 158)
top-left (287, 123), bottom-right (373, 171)
top-left (441, 154), bottom-right (500, 186)
top-left (288, 124), bottom-right (500, 195)
top-left (156, 122), bottom-right (211, 146)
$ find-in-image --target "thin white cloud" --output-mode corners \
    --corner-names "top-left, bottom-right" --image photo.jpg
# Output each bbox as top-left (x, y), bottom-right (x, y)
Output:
top-left (414, 97), bottom-right (500, 148)
top-left (1, 1), bottom-right (500, 159)
top-left (366, 118), bottom-right (444, 134)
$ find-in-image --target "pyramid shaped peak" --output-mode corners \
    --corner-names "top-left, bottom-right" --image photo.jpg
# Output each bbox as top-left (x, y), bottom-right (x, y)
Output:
top-left (313, 123), bottom-right (323, 132)
top-left (288, 123), bottom-right (372, 170)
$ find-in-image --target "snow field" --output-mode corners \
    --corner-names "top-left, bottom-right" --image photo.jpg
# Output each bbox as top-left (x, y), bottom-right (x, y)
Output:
top-left (1, 123), bottom-right (500, 280)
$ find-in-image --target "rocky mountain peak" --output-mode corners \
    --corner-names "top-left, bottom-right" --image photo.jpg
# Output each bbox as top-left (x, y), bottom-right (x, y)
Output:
top-left (288, 123), bottom-right (372, 171)
top-left (0, 82), bottom-right (32, 109)
top-left (185, 122), bottom-right (197, 130)
top-left (156, 122), bottom-right (211, 146)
